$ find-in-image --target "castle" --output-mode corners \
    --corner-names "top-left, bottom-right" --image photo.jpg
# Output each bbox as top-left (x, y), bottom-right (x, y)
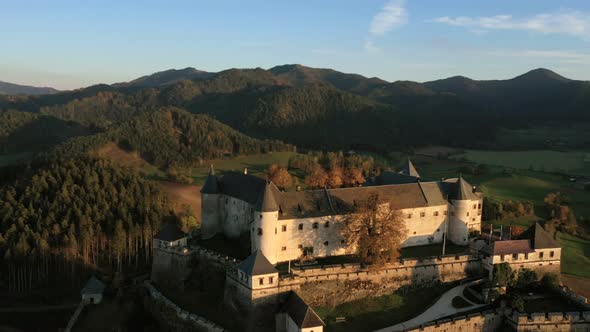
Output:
top-left (200, 160), bottom-right (483, 264)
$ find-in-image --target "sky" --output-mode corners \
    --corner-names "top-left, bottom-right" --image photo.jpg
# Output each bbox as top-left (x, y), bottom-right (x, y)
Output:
top-left (1, 0), bottom-right (590, 90)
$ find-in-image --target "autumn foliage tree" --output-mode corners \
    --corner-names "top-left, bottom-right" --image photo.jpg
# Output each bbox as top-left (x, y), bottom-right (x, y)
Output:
top-left (341, 193), bottom-right (407, 266)
top-left (343, 167), bottom-right (365, 186)
top-left (267, 164), bottom-right (293, 190)
top-left (305, 164), bottom-right (329, 189)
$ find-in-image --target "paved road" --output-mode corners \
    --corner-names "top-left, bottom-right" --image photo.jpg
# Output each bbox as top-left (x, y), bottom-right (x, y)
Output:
top-left (375, 280), bottom-right (486, 332)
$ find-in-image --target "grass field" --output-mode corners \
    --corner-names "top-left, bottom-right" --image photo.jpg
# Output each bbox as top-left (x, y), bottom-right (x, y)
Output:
top-left (558, 232), bottom-right (590, 279)
top-left (315, 284), bottom-right (454, 332)
top-left (183, 151), bottom-right (299, 185)
top-left (452, 149), bottom-right (590, 175)
top-left (496, 125), bottom-right (590, 150)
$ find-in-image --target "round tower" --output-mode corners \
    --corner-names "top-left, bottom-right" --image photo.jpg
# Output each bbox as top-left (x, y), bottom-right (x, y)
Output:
top-left (200, 165), bottom-right (221, 240)
top-left (251, 181), bottom-right (280, 264)
top-left (448, 175), bottom-right (475, 246)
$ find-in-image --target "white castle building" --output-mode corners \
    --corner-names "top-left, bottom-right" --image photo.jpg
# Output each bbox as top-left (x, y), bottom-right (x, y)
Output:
top-left (201, 160), bottom-right (483, 265)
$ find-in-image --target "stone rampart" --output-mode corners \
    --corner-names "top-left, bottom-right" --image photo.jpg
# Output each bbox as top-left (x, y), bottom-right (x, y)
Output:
top-left (143, 281), bottom-right (226, 332)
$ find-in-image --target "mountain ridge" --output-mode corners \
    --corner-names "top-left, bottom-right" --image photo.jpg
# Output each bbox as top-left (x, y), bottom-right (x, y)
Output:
top-left (0, 80), bottom-right (59, 95)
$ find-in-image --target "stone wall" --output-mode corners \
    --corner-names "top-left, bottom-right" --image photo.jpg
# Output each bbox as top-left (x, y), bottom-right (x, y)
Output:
top-left (286, 255), bottom-right (481, 306)
top-left (405, 309), bottom-right (503, 332)
top-left (405, 308), bottom-right (590, 332)
top-left (506, 310), bottom-right (590, 332)
top-left (143, 281), bottom-right (226, 332)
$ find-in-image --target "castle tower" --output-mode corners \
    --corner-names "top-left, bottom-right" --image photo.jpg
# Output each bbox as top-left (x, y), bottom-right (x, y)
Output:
top-left (251, 181), bottom-right (280, 264)
top-left (448, 175), bottom-right (478, 245)
top-left (200, 165), bottom-right (221, 240)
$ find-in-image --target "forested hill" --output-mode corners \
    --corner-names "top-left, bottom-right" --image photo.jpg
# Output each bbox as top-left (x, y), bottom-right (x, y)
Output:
top-left (2, 65), bottom-right (590, 159)
top-left (0, 158), bottom-right (172, 292)
top-left (0, 80), bottom-right (59, 95)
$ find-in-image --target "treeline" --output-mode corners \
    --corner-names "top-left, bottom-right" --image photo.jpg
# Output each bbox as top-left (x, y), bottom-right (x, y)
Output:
top-left (482, 198), bottom-right (535, 221)
top-left (0, 158), bottom-right (172, 292)
top-left (45, 107), bottom-right (294, 168)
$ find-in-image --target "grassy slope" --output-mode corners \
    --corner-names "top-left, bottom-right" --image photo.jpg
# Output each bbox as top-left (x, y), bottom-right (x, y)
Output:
top-left (315, 285), bottom-right (454, 332)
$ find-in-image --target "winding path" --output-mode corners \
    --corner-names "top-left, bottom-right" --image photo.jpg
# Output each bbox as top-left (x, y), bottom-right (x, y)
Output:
top-left (375, 280), bottom-right (486, 332)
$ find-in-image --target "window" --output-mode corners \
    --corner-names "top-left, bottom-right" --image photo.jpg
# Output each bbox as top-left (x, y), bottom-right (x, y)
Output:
top-left (539, 252), bottom-right (544, 258)
top-left (269, 277), bottom-right (274, 284)
top-left (500, 255), bottom-right (505, 261)
top-left (281, 225), bottom-right (287, 232)
top-left (341, 239), bottom-right (345, 244)
top-left (413, 231), bottom-right (416, 235)
top-left (451, 212), bottom-right (455, 216)
top-left (466, 212), bottom-right (470, 217)
top-left (257, 228), bottom-right (263, 236)
top-left (525, 253), bottom-right (529, 259)
top-left (550, 251), bottom-right (554, 258)
top-left (259, 278), bottom-right (264, 286)
top-left (420, 212), bottom-right (425, 218)
top-left (281, 246), bottom-right (287, 251)
top-left (437, 228), bottom-right (440, 232)
top-left (325, 221), bottom-right (330, 228)
top-left (472, 218), bottom-right (476, 222)
top-left (313, 222), bottom-right (319, 229)
top-left (473, 204), bottom-right (476, 209)
top-left (298, 224), bottom-right (303, 231)
top-left (512, 254), bottom-right (518, 260)
top-left (478, 203), bottom-right (482, 209)
top-left (324, 241), bottom-right (329, 246)
top-left (298, 244), bottom-right (303, 249)
top-left (407, 213), bottom-right (412, 219)
top-left (434, 211), bottom-right (439, 216)
top-left (444, 210), bottom-right (448, 216)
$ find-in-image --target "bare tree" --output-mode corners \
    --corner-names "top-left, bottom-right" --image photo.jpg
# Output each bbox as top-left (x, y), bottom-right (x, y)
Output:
top-left (341, 193), bottom-right (407, 266)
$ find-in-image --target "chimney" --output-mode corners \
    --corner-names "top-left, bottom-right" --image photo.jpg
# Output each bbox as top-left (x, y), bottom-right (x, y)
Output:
top-left (243, 168), bottom-right (248, 175)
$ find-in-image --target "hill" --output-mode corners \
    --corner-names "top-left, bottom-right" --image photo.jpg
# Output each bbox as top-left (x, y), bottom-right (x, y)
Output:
top-left (113, 67), bottom-right (215, 88)
top-left (0, 80), bottom-right (59, 95)
top-left (2, 65), bottom-right (590, 157)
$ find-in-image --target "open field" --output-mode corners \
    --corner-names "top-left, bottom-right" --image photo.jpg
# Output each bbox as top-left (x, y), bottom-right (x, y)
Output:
top-left (94, 142), bottom-right (165, 178)
top-left (315, 284), bottom-right (454, 332)
top-left (183, 151), bottom-right (299, 185)
top-left (452, 149), bottom-right (590, 175)
top-left (158, 181), bottom-right (201, 218)
top-left (558, 232), bottom-right (590, 279)
top-left (495, 125), bottom-right (590, 150)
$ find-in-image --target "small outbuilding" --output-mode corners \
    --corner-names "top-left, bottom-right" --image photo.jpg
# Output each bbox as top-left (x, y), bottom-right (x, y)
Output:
top-left (276, 291), bottom-right (325, 332)
top-left (81, 276), bottom-right (106, 304)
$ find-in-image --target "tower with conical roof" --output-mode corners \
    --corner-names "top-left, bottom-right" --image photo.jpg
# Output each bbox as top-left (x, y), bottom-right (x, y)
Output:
top-left (448, 174), bottom-right (481, 245)
top-left (251, 181), bottom-right (280, 264)
top-left (201, 165), bottom-right (221, 239)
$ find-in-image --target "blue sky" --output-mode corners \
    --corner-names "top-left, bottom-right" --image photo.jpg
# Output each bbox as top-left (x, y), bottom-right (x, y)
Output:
top-left (1, 0), bottom-right (590, 89)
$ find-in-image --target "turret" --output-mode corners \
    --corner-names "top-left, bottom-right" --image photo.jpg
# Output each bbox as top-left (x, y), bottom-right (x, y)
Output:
top-left (251, 181), bottom-right (280, 264)
top-left (200, 165), bottom-right (221, 240)
top-left (448, 175), bottom-right (480, 245)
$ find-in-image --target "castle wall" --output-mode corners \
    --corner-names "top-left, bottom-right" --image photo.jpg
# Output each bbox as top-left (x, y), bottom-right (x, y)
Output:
top-left (403, 310), bottom-right (503, 332)
top-left (201, 193), bottom-right (220, 240)
top-left (151, 246), bottom-right (192, 286)
top-left (220, 195), bottom-right (253, 239)
top-left (483, 248), bottom-right (561, 279)
top-left (253, 203), bottom-right (457, 264)
top-left (289, 255), bottom-right (482, 306)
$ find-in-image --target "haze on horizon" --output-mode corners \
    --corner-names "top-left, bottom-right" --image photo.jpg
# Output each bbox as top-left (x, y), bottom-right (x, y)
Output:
top-left (2, 0), bottom-right (590, 90)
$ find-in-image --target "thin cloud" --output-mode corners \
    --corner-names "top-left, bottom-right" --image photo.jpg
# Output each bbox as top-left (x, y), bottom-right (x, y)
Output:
top-left (364, 40), bottom-right (381, 53)
top-left (431, 10), bottom-right (590, 38)
top-left (370, 0), bottom-right (408, 36)
top-left (479, 49), bottom-right (590, 65)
